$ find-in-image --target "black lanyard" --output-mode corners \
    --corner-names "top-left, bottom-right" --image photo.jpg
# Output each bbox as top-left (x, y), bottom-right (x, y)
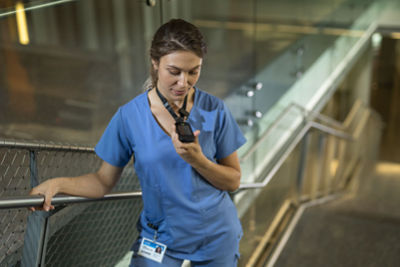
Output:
top-left (156, 87), bottom-right (190, 123)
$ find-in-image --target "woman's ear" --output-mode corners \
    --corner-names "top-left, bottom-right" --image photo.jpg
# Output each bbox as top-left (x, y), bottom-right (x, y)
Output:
top-left (151, 59), bottom-right (159, 70)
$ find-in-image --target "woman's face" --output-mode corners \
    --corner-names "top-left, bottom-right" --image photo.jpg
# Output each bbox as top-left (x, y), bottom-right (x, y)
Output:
top-left (153, 50), bottom-right (202, 103)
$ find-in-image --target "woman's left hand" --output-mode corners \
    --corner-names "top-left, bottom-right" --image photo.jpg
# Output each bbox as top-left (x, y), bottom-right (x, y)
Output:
top-left (172, 126), bottom-right (241, 191)
top-left (171, 129), bottom-right (206, 166)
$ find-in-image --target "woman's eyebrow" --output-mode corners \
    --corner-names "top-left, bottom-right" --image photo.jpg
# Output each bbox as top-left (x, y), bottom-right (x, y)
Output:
top-left (167, 65), bottom-right (201, 71)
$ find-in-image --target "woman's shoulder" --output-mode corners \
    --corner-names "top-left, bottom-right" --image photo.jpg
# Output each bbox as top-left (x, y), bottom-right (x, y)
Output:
top-left (113, 91), bottom-right (149, 125)
top-left (120, 91), bottom-right (148, 112)
top-left (195, 88), bottom-right (224, 109)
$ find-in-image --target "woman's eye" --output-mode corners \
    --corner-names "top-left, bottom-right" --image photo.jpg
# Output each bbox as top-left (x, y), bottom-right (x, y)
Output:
top-left (189, 71), bottom-right (198, 75)
top-left (169, 70), bottom-right (180, 75)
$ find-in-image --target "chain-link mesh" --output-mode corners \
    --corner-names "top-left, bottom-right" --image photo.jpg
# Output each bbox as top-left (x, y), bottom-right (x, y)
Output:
top-left (44, 199), bottom-right (142, 267)
top-left (40, 154), bottom-right (142, 267)
top-left (0, 147), bottom-right (31, 266)
top-left (35, 150), bottom-right (101, 184)
top-left (0, 147), bottom-right (31, 196)
top-left (0, 141), bottom-right (142, 266)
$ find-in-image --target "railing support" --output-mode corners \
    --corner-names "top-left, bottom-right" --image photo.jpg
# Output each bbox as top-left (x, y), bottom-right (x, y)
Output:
top-left (296, 131), bottom-right (310, 205)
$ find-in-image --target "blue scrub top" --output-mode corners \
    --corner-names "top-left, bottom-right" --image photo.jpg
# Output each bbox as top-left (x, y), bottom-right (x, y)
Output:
top-left (95, 88), bottom-right (246, 261)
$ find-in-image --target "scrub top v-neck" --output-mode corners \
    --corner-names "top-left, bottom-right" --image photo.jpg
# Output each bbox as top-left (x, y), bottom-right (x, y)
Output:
top-left (95, 88), bottom-right (246, 261)
top-left (147, 88), bottom-right (196, 140)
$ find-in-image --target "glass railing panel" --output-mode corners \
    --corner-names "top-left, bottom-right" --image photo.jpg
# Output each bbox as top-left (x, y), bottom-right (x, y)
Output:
top-left (300, 131), bottom-right (324, 200)
top-left (238, 143), bottom-right (301, 266)
top-left (0, 0), bottom-right (161, 144)
top-left (239, 0), bottom-right (383, 181)
top-left (161, 0), bottom-right (257, 101)
top-left (239, 104), bottom-right (305, 185)
top-left (299, 131), bottom-right (349, 200)
top-left (298, 0), bottom-right (378, 80)
top-left (318, 135), bottom-right (337, 196)
top-left (253, 0), bottom-right (351, 118)
top-left (364, 113), bottom-right (382, 163)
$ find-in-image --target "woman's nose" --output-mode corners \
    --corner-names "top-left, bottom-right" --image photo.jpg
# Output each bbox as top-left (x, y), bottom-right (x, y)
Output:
top-left (177, 73), bottom-right (189, 87)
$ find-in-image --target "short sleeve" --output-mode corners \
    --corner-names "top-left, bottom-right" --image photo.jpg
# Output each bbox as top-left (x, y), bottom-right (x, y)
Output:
top-left (95, 108), bottom-right (133, 167)
top-left (215, 102), bottom-right (246, 160)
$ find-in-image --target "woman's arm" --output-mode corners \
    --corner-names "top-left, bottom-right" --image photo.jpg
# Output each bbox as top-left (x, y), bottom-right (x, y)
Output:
top-left (172, 130), bottom-right (241, 192)
top-left (29, 161), bottom-right (123, 211)
top-left (194, 151), bottom-right (241, 192)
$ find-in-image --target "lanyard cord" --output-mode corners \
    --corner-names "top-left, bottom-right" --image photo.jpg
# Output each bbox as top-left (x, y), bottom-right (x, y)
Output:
top-left (155, 87), bottom-right (190, 123)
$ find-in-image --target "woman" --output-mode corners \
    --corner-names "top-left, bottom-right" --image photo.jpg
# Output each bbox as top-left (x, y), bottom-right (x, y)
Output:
top-left (30, 19), bottom-right (246, 266)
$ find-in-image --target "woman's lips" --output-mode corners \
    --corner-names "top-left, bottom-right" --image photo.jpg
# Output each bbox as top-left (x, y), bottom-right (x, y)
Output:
top-left (172, 89), bottom-right (186, 96)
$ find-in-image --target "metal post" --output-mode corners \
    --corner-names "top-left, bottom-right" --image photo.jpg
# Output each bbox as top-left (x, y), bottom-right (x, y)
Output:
top-left (321, 135), bottom-right (336, 195)
top-left (30, 150), bottom-right (39, 188)
top-left (38, 216), bottom-right (51, 266)
top-left (295, 131), bottom-right (311, 205)
top-left (311, 133), bottom-right (327, 199)
top-left (21, 150), bottom-right (51, 267)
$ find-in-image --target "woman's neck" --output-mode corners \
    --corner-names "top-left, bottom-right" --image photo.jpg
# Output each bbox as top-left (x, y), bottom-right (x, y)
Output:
top-left (164, 88), bottom-right (194, 111)
top-left (169, 99), bottom-right (184, 110)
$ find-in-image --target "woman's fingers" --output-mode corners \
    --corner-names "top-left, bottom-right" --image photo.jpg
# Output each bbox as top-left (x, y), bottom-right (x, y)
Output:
top-left (28, 188), bottom-right (42, 211)
top-left (43, 195), bottom-right (52, 211)
top-left (43, 193), bottom-right (56, 211)
top-left (171, 128), bottom-right (204, 166)
top-left (29, 183), bottom-right (55, 212)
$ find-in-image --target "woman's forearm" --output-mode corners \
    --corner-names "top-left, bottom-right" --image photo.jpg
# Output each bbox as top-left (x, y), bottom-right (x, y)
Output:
top-left (52, 161), bottom-right (122, 198)
top-left (30, 161), bottom-right (123, 211)
top-left (171, 130), bottom-right (242, 191)
top-left (53, 173), bottom-right (114, 198)
top-left (191, 156), bottom-right (241, 192)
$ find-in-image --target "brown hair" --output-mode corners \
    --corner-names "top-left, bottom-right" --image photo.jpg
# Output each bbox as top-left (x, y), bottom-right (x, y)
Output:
top-left (149, 19), bottom-right (207, 88)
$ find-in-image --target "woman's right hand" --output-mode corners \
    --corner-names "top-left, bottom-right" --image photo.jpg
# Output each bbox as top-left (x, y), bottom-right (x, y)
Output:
top-left (28, 161), bottom-right (123, 212)
top-left (29, 179), bottom-right (59, 212)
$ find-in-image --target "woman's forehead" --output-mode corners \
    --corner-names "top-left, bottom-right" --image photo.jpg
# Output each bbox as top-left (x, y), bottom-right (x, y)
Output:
top-left (160, 51), bottom-right (202, 68)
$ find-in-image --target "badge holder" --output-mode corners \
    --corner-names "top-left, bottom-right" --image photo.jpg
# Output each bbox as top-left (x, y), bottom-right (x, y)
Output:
top-left (138, 228), bottom-right (167, 263)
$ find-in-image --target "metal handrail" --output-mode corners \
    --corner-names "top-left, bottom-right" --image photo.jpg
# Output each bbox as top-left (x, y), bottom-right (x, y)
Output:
top-left (291, 103), bottom-right (345, 129)
top-left (308, 121), bottom-right (353, 140)
top-left (240, 104), bottom-right (296, 163)
top-left (240, 102), bottom-right (349, 162)
top-left (238, 120), bottom-right (353, 190)
top-left (0, 139), bottom-right (94, 152)
top-left (0, 0), bottom-right (77, 19)
top-left (0, 191), bottom-right (142, 210)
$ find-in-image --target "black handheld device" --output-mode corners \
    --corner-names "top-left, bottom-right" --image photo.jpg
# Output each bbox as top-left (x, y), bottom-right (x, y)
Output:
top-left (156, 87), bottom-right (195, 143)
top-left (175, 121), bottom-right (195, 143)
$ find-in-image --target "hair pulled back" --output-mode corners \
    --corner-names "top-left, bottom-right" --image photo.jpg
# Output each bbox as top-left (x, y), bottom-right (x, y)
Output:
top-left (149, 19), bottom-right (207, 88)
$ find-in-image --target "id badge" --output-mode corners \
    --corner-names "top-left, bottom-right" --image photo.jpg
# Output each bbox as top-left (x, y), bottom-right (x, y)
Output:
top-left (138, 237), bottom-right (167, 263)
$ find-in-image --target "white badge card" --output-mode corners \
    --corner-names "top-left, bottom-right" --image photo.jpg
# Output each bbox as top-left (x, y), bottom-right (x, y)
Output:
top-left (138, 237), bottom-right (167, 263)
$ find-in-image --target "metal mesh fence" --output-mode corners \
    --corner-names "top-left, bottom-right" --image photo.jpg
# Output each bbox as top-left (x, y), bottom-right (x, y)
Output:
top-left (44, 199), bottom-right (142, 267)
top-left (0, 141), bottom-right (142, 266)
top-left (42, 156), bottom-right (142, 267)
top-left (0, 147), bottom-right (31, 265)
top-left (35, 150), bottom-right (102, 184)
top-left (0, 147), bottom-right (31, 196)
